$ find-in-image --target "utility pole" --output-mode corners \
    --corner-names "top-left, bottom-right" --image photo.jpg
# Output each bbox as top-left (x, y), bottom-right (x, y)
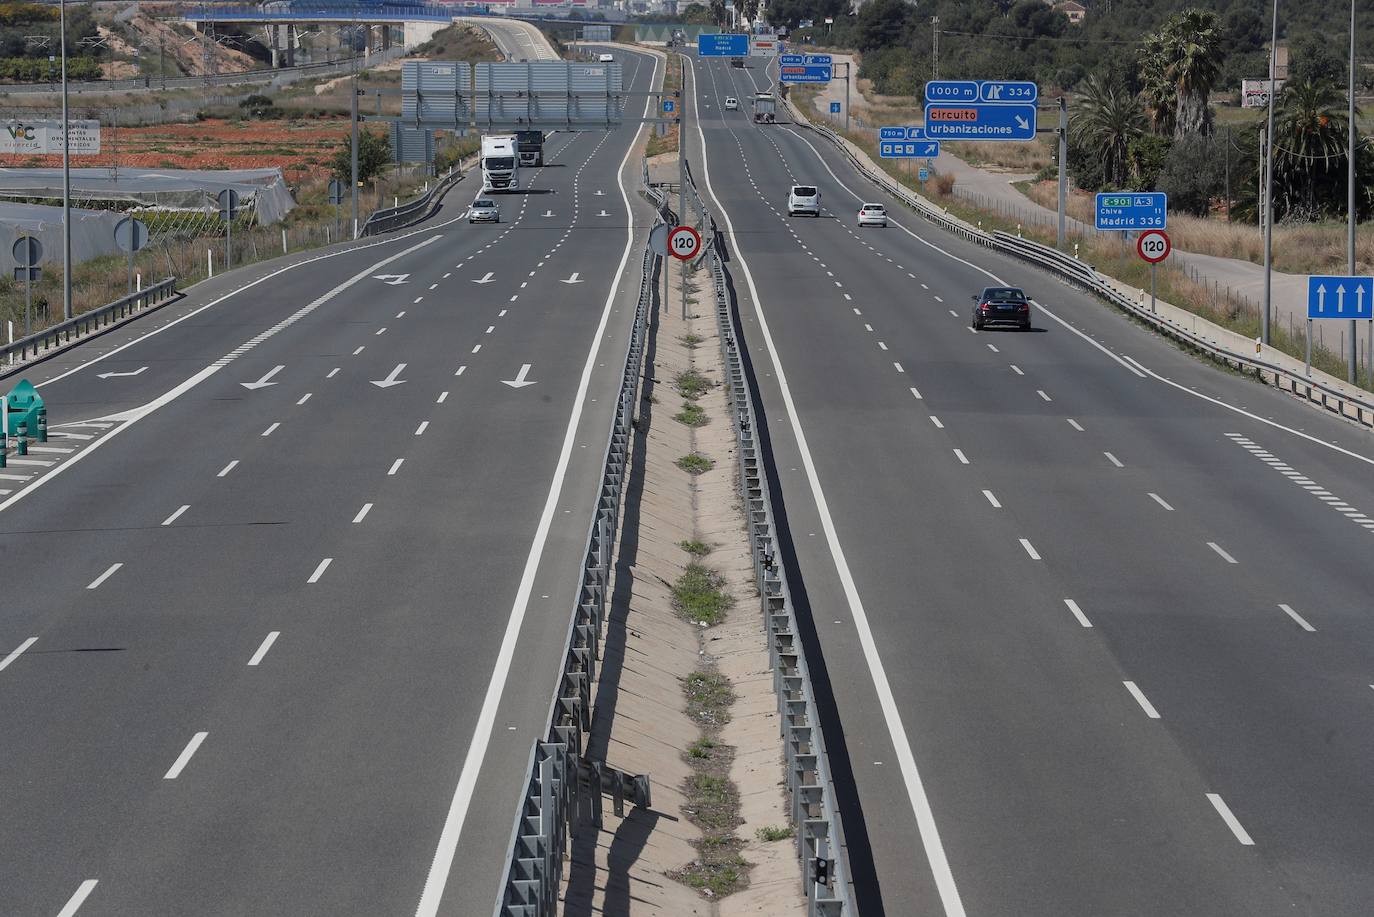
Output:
top-left (1057, 97), bottom-right (1067, 249)
top-left (1261, 0), bottom-right (1279, 346)
top-left (60, 0), bottom-right (72, 321)
top-left (680, 52), bottom-right (688, 322)
top-left (1348, 0), bottom-right (1359, 384)
top-left (931, 17), bottom-right (939, 80)
top-left (1224, 125), bottom-right (1231, 223)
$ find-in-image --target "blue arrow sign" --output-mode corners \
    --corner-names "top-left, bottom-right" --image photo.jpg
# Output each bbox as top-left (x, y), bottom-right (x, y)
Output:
top-left (979, 80), bottom-right (1038, 103)
top-left (919, 167), bottom-right (930, 181)
top-left (1094, 192), bottom-right (1167, 230)
top-left (925, 80), bottom-right (978, 102)
top-left (663, 99), bottom-right (675, 114)
top-left (1307, 275), bottom-right (1374, 319)
top-left (923, 102), bottom-right (1036, 140)
top-left (780, 60), bottom-right (832, 83)
top-left (698, 33), bottom-right (750, 57)
top-left (829, 102), bottom-right (841, 114)
top-left (879, 140), bottom-right (940, 158)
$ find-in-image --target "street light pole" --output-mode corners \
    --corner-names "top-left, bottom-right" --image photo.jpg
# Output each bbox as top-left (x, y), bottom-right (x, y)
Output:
top-left (1348, 0), bottom-right (1360, 384)
top-left (1261, 0), bottom-right (1279, 346)
top-left (60, 0), bottom-right (72, 321)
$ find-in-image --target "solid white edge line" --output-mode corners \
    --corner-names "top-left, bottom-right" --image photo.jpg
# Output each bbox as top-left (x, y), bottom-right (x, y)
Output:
top-left (0, 636), bottom-right (38, 672)
top-left (86, 562), bottom-right (122, 590)
top-left (1278, 603), bottom-right (1316, 632)
top-left (1063, 599), bottom-right (1092, 628)
top-left (56, 880), bottom-right (98, 917)
top-left (163, 731), bottom-right (208, 780)
top-left (1206, 793), bottom-right (1255, 845)
top-left (1122, 680), bottom-right (1161, 719)
top-left (247, 631), bottom-right (280, 666)
top-left (413, 48), bottom-right (663, 917)
top-left (689, 53), bottom-right (968, 917)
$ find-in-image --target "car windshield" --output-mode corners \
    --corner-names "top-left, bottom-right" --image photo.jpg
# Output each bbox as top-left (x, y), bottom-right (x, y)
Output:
top-left (474, 200), bottom-right (495, 208)
top-left (793, 187), bottom-right (818, 197)
top-left (485, 156), bottom-right (515, 170)
top-left (863, 205), bottom-right (884, 212)
top-left (983, 287), bottom-right (1026, 301)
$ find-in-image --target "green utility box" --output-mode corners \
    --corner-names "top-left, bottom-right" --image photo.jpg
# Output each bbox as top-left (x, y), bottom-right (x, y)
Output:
top-left (4, 379), bottom-right (47, 442)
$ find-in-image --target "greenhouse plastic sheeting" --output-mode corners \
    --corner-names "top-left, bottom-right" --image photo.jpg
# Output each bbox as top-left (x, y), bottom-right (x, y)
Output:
top-left (0, 201), bottom-right (123, 268)
top-left (0, 167), bottom-right (296, 225)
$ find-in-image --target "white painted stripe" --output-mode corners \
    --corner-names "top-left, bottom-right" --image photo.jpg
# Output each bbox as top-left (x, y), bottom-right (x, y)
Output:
top-left (1037, 390), bottom-right (1052, 402)
top-left (910, 387), bottom-right (922, 399)
top-left (1010, 364), bottom-right (1024, 375)
top-left (247, 632), bottom-right (280, 666)
top-left (6, 458), bottom-right (54, 467)
top-left (327, 368), bottom-right (341, 378)
top-left (987, 343), bottom-right (999, 353)
top-left (982, 490), bottom-right (1001, 508)
top-left (56, 880), bottom-right (98, 917)
top-left (471, 344), bottom-right (481, 354)
top-left (28, 446), bottom-right (73, 454)
top-left (1206, 793), bottom-right (1255, 845)
top-left (86, 563), bottom-right (123, 590)
top-left (878, 341), bottom-right (888, 350)
top-left (163, 732), bottom-right (208, 780)
top-left (953, 449), bottom-right (969, 464)
top-left (456, 366), bottom-right (467, 376)
top-left (415, 421), bottom-right (429, 436)
top-left (929, 415), bottom-right (944, 429)
top-left (437, 392), bottom-right (449, 404)
top-left (375, 327), bottom-right (387, 336)
top-left (1063, 599), bottom-right (1092, 628)
top-left (893, 362), bottom-right (905, 373)
top-left (353, 346), bottom-right (365, 355)
top-left (307, 558), bottom-right (332, 583)
top-left (0, 472), bottom-right (33, 481)
top-left (1278, 603), bottom-right (1315, 632)
top-left (0, 636), bottom-right (38, 672)
top-left (161, 505), bottom-right (190, 526)
top-left (1148, 493), bottom-right (1174, 511)
top-left (1019, 538), bottom-right (1041, 560)
top-left (261, 423), bottom-right (280, 437)
top-left (1067, 418), bottom-right (1085, 431)
top-left (1123, 681), bottom-right (1161, 719)
top-left (388, 458), bottom-right (403, 475)
top-left (297, 393), bottom-right (312, 405)
top-left (1208, 542), bottom-right (1238, 564)
top-left (47, 431), bottom-right (93, 440)
top-left (486, 326), bottom-right (496, 334)
top-left (217, 460), bottom-right (239, 478)
top-left (353, 503), bottom-right (373, 524)
top-left (1104, 452), bottom-right (1124, 468)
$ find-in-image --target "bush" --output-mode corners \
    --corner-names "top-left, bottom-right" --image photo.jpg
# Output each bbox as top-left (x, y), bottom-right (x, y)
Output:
top-left (331, 127), bottom-right (391, 184)
top-left (672, 563), bottom-right (734, 626)
top-left (1156, 134), bottom-right (1226, 216)
top-left (1128, 134), bottom-right (1173, 192)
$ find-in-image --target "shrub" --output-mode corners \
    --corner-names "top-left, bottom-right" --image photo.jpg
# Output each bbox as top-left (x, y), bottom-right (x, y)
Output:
top-left (672, 563), bottom-right (734, 625)
top-left (676, 452), bottom-right (714, 475)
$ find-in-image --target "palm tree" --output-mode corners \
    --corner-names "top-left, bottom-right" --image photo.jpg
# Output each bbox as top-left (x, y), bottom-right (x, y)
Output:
top-left (1162, 8), bottom-right (1222, 138)
top-left (1137, 33), bottom-right (1176, 136)
top-left (709, 0), bottom-right (727, 27)
top-left (1272, 79), bottom-right (1351, 217)
top-left (1071, 74), bottom-right (1147, 188)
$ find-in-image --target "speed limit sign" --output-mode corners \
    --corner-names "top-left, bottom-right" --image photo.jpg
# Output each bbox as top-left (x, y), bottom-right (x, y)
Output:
top-left (667, 225), bottom-right (702, 261)
top-left (1136, 229), bottom-right (1171, 264)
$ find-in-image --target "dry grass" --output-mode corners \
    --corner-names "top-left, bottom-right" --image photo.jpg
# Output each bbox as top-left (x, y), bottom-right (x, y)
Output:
top-left (946, 139), bottom-right (1053, 173)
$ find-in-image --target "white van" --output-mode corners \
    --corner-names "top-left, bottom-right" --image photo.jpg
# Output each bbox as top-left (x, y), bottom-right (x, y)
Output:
top-left (598, 53), bottom-right (614, 63)
top-left (788, 184), bottom-right (820, 217)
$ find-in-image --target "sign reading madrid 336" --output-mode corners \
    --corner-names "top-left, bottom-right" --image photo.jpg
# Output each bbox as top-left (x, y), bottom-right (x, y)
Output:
top-left (923, 81), bottom-right (1037, 141)
top-left (1095, 192), bottom-right (1167, 230)
top-left (698, 34), bottom-right (750, 57)
top-left (1, 119), bottom-right (101, 155)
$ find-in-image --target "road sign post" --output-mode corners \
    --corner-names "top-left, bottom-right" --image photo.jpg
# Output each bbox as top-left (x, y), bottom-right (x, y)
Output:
top-left (669, 224), bottom-right (702, 321)
top-left (1306, 275), bottom-right (1374, 379)
top-left (114, 216), bottom-right (149, 296)
top-left (218, 188), bottom-right (240, 271)
top-left (11, 236), bottom-right (41, 336)
top-left (1095, 192), bottom-right (1168, 231)
top-left (1136, 229), bottom-right (1171, 315)
top-left (649, 223), bottom-right (669, 314)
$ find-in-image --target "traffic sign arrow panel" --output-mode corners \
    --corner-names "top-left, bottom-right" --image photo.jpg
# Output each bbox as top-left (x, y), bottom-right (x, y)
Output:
top-left (923, 102), bottom-right (1037, 140)
top-left (1307, 275), bottom-right (1374, 319)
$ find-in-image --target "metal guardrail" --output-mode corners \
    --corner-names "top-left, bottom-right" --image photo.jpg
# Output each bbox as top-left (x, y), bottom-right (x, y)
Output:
top-left (792, 115), bottom-right (1374, 430)
top-left (489, 211), bottom-right (657, 917)
top-left (359, 166), bottom-right (463, 236)
top-left (1, 278), bottom-right (178, 371)
top-left (708, 238), bottom-right (853, 914)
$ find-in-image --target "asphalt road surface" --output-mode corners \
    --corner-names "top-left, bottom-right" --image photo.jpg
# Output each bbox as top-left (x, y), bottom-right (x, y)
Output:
top-left (685, 50), bottom-right (1374, 917)
top-left (0, 47), bottom-right (661, 917)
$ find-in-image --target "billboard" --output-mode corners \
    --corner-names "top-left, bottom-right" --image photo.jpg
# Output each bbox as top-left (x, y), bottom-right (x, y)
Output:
top-left (1, 119), bottom-right (100, 155)
top-left (1242, 79), bottom-right (1284, 109)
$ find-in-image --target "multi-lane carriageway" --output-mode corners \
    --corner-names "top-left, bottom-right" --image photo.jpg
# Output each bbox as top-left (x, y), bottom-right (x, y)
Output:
top-left (0, 49), bottom-right (661, 917)
top-left (3, 38), bottom-right (1374, 917)
top-left (685, 48), bottom-right (1374, 917)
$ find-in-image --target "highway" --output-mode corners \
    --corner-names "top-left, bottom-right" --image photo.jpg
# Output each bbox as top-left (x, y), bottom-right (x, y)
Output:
top-left (460, 16), bottom-right (561, 62)
top-left (684, 50), bottom-right (1374, 917)
top-left (0, 47), bottom-right (660, 917)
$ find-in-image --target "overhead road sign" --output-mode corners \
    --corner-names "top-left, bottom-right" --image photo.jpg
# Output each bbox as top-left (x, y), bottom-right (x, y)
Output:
top-left (924, 101), bottom-right (1036, 140)
top-left (779, 54), bottom-right (832, 83)
top-left (1095, 192), bottom-right (1167, 230)
top-left (1136, 230), bottom-right (1171, 264)
top-left (979, 81), bottom-right (1037, 102)
top-left (879, 139), bottom-right (940, 158)
top-left (750, 37), bottom-right (781, 57)
top-left (698, 34), bottom-right (750, 57)
top-left (1307, 275), bottom-right (1373, 319)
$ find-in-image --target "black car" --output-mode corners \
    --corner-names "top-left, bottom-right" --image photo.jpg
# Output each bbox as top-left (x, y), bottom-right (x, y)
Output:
top-left (971, 286), bottom-right (1032, 330)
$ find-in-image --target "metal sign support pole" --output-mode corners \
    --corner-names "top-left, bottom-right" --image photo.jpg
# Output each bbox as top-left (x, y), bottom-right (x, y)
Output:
top-left (1057, 97), bottom-right (1067, 250)
top-left (24, 270), bottom-right (33, 336)
top-left (351, 71), bottom-right (360, 239)
top-left (1150, 263), bottom-right (1156, 314)
top-left (225, 212), bottom-right (232, 271)
top-left (60, 0), bottom-right (72, 321)
top-left (1306, 319), bottom-right (1313, 378)
top-left (680, 54), bottom-right (688, 323)
top-left (127, 247), bottom-right (134, 295)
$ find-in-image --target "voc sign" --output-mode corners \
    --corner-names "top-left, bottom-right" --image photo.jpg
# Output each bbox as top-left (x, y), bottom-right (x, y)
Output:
top-left (1, 119), bottom-right (101, 155)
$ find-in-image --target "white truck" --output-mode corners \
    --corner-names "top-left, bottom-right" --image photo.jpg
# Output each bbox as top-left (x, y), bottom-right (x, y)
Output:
top-left (481, 134), bottom-right (520, 192)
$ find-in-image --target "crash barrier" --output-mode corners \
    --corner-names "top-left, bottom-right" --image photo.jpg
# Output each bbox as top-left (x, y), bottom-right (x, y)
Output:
top-left (0, 278), bottom-right (178, 373)
top-left (359, 166), bottom-right (464, 237)
top-left (489, 221), bottom-right (657, 916)
top-left (791, 115), bottom-right (1374, 429)
top-left (708, 235), bottom-right (854, 913)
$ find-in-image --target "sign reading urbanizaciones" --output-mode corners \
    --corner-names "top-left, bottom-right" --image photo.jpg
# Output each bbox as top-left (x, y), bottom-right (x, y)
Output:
top-left (1, 119), bottom-right (100, 155)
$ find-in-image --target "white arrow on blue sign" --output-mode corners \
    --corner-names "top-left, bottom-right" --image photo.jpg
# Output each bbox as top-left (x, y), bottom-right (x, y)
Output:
top-left (879, 139), bottom-right (940, 159)
top-left (663, 99), bottom-right (675, 114)
top-left (830, 102), bottom-right (841, 114)
top-left (924, 101), bottom-right (1036, 140)
top-left (1307, 275), bottom-right (1374, 320)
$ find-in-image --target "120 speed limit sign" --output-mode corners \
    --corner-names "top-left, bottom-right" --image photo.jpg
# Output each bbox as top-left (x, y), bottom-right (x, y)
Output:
top-left (1136, 229), bottom-right (1171, 264)
top-left (668, 225), bottom-right (702, 261)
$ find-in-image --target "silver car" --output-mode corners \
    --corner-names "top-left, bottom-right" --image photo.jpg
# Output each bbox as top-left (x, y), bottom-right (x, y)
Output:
top-left (469, 198), bottom-right (500, 223)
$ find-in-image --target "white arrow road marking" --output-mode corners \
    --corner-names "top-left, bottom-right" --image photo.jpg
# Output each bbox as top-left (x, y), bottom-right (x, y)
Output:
top-left (472, 272), bottom-right (496, 284)
top-left (240, 365), bottom-right (285, 390)
top-left (501, 363), bottom-right (537, 388)
top-left (594, 189), bottom-right (605, 196)
top-left (372, 363), bottom-right (407, 388)
top-left (96, 366), bottom-right (148, 379)
top-left (543, 210), bottom-right (554, 217)
top-left (560, 272), bottom-right (583, 284)
top-left (373, 273), bottom-right (410, 285)
top-left (597, 210), bottom-right (610, 217)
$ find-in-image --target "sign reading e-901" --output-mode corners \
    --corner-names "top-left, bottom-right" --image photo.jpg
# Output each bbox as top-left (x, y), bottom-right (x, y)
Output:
top-left (1095, 192), bottom-right (1167, 230)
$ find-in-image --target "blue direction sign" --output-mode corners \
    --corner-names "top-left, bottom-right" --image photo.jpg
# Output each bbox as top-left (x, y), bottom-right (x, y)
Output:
top-left (1307, 275), bottom-right (1374, 319)
top-left (924, 101), bottom-right (1036, 140)
top-left (1095, 192), bottom-right (1167, 230)
top-left (779, 54), bottom-right (832, 83)
top-left (698, 34), bottom-right (750, 57)
top-left (880, 139), bottom-right (940, 158)
top-left (925, 80), bottom-right (978, 102)
top-left (919, 167), bottom-right (930, 181)
top-left (879, 126), bottom-right (907, 140)
top-left (829, 102), bottom-right (841, 114)
top-left (979, 80), bottom-right (1038, 103)
top-left (663, 99), bottom-right (675, 114)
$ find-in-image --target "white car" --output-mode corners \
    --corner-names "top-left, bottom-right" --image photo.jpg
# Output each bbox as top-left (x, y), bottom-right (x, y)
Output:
top-left (598, 53), bottom-right (614, 63)
top-left (857, 203), bottom-right (887, 227)
top-left (724, 96), bottom-right (739, 111)
top-left (469, 198), bottom-right (500, 223)
top-left (787, 184), bottom-right (820, 217)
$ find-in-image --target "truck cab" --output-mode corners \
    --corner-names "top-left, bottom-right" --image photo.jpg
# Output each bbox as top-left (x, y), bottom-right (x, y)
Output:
top-left (752, 93), bottom-right (777, 123)
top-left (515, 130), bottom-right (545, 168)
top-left (481, 134), bottom-right (520, 192)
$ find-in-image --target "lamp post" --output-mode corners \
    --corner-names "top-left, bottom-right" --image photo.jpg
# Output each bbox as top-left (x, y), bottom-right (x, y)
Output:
top-left (1348, 0), bottom-right (1361, 385)
top-left (1260, 0), bottom-right (1278, 346)
top-left (60, 0), bottom-right (72, 321)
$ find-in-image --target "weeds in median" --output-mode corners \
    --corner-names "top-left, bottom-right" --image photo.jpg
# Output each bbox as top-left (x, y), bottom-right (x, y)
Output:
top-left (674, 403), bottom-right (709, 427)
top-left (680, 332), bottom-right (704, 349)
top-left (684, 671), bottom-right (734, 727)
top-left (674, 369), bottom-right (712, 400)
top-left (676, 452), bottom-right (715, 475)
top-left (756, 824), bottom-right (794, 842)
top-left (672, 563), bottom-right (734, 626)
top-left (679, 539), bottom-right (713, 557)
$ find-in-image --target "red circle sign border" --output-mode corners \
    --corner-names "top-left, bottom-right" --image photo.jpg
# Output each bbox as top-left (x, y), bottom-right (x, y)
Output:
top-left (667, 225), bottom-right (702, 261)
top-left (1136, 229), bottom-right (1171, 264)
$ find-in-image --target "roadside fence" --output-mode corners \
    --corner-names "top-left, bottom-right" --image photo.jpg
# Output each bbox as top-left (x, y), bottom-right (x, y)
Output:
top-left (1, 278), bottom-right (178, 373)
